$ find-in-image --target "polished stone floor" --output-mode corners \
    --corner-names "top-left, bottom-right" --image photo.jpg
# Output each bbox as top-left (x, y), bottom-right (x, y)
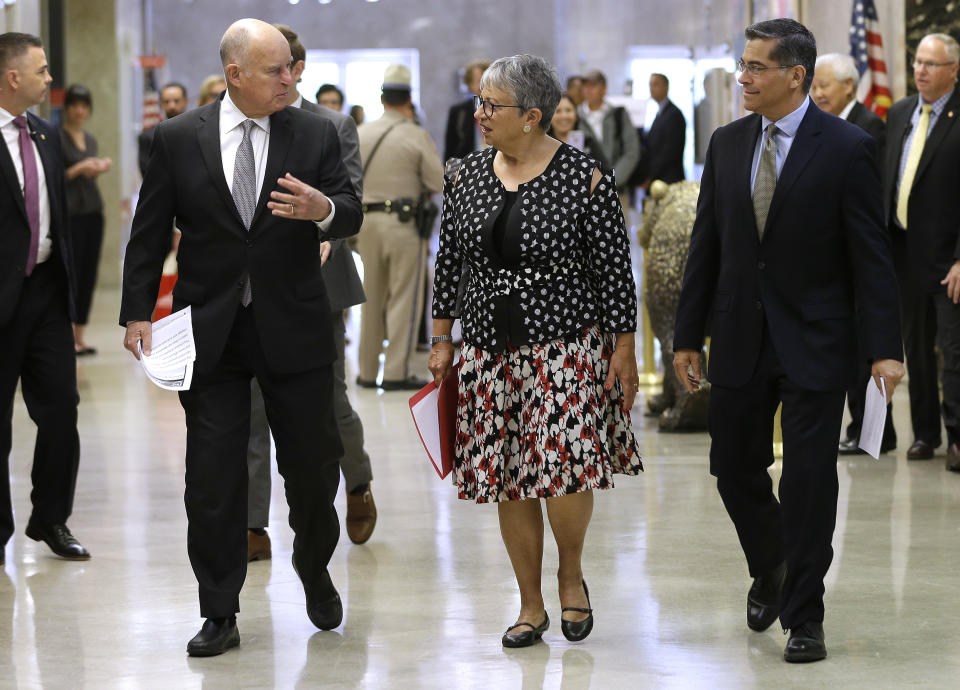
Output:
top-left (3, 286), bottom-right (960, 689)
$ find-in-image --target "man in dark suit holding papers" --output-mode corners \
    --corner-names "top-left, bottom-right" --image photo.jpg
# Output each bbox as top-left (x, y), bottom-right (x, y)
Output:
top-left (120, 19), bottom-right (361, 656)
top-left (673, 19), bottom-right (903, 663)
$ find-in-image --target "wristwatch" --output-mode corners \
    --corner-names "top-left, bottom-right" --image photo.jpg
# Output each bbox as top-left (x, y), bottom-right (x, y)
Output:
top-left (430, 335), bottom-right (453, 345)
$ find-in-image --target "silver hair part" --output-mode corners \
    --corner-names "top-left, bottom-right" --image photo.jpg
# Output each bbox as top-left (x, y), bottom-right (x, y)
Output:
top-left (921, 33), bottom-right (960, 63)
top-left (480, 54), bottom-right (562, 131)
top-left (815, 53), bottom-right (859, 86)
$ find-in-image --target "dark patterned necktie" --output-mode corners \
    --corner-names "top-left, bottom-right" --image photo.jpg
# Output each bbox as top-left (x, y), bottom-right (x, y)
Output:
top-left (233, 119), bottom-right (256, 306)
top-left (753, 124), bottom-right (779, 240)
top-left (13, 115), bottom-right (40, 275)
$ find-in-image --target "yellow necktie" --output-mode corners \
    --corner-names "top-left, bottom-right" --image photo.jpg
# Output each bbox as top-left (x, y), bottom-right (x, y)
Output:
top-left (896, 104), bottom-right (932, 229)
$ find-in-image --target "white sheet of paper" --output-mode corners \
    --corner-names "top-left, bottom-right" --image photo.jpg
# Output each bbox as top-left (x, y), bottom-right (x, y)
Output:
top-left (858, 376), bottom-right (887, 459)
top-left (410, 386), bottom-right (441, 465)
top-left (139, 306), bottom-right (196, 391)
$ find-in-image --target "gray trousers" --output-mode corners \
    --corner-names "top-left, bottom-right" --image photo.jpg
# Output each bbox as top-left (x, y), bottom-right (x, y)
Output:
top-left (248, 311), bottom-right (373, 528)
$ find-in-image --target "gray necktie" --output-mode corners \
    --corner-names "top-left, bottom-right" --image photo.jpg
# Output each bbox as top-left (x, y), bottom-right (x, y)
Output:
top-left (233, 119), bottom-right (256, 306)
top-left (753, 124), bottom-right (779, 240)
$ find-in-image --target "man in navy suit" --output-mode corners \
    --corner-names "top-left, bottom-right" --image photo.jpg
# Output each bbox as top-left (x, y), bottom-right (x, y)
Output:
top-left (0, 32), bottom-right (90, 566)
top-left (673, 19), bottom-right (904, 663)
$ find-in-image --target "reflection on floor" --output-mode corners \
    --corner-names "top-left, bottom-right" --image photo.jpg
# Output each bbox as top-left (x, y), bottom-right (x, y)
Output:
top-left (2, 287), bottom-right (960, 688)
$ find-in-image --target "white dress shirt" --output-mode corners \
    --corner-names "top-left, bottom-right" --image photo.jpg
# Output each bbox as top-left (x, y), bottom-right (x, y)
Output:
top-left (580, 102), bottom-right (610, 145)
top-left (838, 98), bottom-right (857, 122)
top-left (0, 105), bottom-right (53, 265)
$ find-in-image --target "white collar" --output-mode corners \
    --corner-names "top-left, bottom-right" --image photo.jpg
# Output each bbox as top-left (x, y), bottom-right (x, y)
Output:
top-left (219, 90), bottom-right (271, 138)
top-left (838, 99), bottom-right (856, 121)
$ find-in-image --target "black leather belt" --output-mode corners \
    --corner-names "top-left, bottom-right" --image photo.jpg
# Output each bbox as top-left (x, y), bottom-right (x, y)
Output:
top-left (362, 199), bottom-right (418, 217)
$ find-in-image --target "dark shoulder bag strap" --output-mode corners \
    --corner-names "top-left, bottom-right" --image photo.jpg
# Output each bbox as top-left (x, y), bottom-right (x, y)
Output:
top-left (362, 121), bottom-right (404, 178)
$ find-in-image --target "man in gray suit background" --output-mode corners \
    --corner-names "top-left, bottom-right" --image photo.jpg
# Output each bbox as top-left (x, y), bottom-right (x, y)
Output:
top-left (245, 24), bottom-right (376, 561)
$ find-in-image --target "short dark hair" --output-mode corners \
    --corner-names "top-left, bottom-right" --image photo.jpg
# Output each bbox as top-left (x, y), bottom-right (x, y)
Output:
top-left (273, 24), bottom-right (305, 65)
top-left (381, 88), bottom-right (410, 107)
top-left (0, 32), bottom-right (43, 73)
top-left (650, 73), bottom-right (669, 88)
top-left (64, 83), bottom-right (92, 110)
top-left (744, 18), bottom-right (816, 93)
top-left (160, 81), bottom-right (187, 99)
top-left (315, 83), bottom-right (344, 106)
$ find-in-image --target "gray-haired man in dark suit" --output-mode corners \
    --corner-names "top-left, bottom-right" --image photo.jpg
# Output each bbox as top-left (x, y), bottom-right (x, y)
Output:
top-left (244, 25), bottom-right (375, 562)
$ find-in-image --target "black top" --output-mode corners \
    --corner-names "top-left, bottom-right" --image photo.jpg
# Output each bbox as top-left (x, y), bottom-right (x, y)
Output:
top-left (59, 129), bottom-right (103, 216)
top-left (433, 143), bottom-right (638, 352)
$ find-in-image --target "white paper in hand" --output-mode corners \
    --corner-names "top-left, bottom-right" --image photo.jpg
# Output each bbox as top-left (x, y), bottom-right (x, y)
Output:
top-left (139, 306), bottom-right (196, 391)
top-left (858, 376), bottom-right (887, 459)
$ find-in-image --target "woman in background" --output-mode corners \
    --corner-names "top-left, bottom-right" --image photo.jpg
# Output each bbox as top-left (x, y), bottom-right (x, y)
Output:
top-left (548, 92), bottom-right (602, 161)
top-left (60, 84), bottom-right (111, 355)
top-left (196, 74), bottom-right (226, 107)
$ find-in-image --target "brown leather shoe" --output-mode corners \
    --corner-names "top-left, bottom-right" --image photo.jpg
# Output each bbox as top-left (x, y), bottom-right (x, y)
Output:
top-left (907, 440), bottom-right (936, 460)
top-left (247, 529), bottom-right (271, 562)
top-left (346, 485), bottom-right (377, 544)
top-left (947, 444), bottom-right (960, 472)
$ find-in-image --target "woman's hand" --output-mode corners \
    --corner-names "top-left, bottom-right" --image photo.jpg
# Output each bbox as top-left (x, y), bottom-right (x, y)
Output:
top-left (605, 334), bottom-right (638, 413)
top-left (428, 342), bottom-right (455, 386)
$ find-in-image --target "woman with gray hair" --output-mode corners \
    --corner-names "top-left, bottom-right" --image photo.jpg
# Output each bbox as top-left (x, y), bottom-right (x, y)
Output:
top-left (429, 54), bottom-right (642, 648)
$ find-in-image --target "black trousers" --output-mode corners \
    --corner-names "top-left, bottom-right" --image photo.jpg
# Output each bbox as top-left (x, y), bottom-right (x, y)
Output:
top-left (709, 328), bottom-right (844, 628)
top-left (0, 258), bottom-right (80, 549)
top-left (891, 231), bottom-right (960, 445)
top-left (178, 306), bottom-right (342, 618)
top-left (69, 212), bottom-right (104, 325)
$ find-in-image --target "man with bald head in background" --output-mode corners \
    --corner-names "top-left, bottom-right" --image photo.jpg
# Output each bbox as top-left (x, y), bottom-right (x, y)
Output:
top-left (120, 19), bottom-right (361, 656)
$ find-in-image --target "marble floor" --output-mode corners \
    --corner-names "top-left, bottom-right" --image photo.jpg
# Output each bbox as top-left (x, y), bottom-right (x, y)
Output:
top-left (2, 286), bottom-right (960, 689)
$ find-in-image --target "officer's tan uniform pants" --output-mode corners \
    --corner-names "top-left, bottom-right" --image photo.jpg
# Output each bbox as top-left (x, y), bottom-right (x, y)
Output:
top-left (356, 213), bottom-right (427, 382)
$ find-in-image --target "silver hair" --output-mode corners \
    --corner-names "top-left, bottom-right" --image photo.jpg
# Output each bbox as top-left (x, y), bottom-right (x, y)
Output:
top-left (480, 54), bottom-right (562, 131)
top-left (921, 33), bottom-right (960, 63)
top-left (219, 27), bottom-right (249, 68)
top-left (815, 53), bottom-right (859, 86)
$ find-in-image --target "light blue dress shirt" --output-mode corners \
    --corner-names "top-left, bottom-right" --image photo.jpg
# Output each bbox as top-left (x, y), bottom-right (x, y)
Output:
top-left (750, 96), bottom-right (811, 194)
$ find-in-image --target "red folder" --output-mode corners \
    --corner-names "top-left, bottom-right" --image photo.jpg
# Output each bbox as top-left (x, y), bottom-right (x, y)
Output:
top-left (409, 362), bottom-right (460, 479)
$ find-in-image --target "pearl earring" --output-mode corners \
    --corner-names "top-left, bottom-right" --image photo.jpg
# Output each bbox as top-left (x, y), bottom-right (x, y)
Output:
top-left (523, 125), bottom-right (531, 133)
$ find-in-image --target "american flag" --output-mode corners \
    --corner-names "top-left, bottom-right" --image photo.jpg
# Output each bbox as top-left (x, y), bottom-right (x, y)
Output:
top-left (141, 68), bottom-right (162, 131)
top-left (850, 0), bottom-right (892, 118)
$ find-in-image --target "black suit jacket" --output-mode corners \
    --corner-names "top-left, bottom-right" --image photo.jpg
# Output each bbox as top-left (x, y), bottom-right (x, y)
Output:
top-left (645, 99), bottom-right (686, 183)
top-left (846, 101), bottom-right (885, 164)
top-left (444, 97), bottom-right (476, 161)
top-left (674, 102), bottom-right (902, 391)
top-left (120, 99), bottom-right (362, 374)
top-left (137, 128), bottom-right (154, 177)
top-left (0, 112), bottom-right (75, 326)
top-left (884, 89), bottom-right (960, 292)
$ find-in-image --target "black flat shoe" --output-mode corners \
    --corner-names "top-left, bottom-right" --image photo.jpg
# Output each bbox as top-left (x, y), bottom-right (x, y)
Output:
top-left (783, 621), bottom-right (827, 663)
top-left (747, 561), bottom-right (786, 631)
top-left (561, 580), bottom-right (594, 642)
top-left (355, 377), bottom-right (378, 389)
top-left (25, 522), bottom-right (90, 560)
top-left (187, 617), bottom-right (240, 657)
top-left (502, 612), bottom-right (549, 648)
top-left (292, 557), bottom-right (343, 630)
top-left (380, 377), bottom-right (429, 391)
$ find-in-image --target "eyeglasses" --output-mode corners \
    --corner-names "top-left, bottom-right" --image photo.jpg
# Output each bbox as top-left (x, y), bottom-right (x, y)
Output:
top-left (474, 95), bottom-right (525, 118)
top-left (913, 59), bottom-right (958, 70)
top-left (736, 60), bottom-right (798, 76)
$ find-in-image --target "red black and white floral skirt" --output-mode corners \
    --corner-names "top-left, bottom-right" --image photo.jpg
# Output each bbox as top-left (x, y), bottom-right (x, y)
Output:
top-left (454, 324), bottom-right (642, 503)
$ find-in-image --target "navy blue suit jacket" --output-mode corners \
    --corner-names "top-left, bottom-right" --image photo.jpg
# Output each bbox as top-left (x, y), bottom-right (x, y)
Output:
top-left (674, 101), bottom-right (902, 391)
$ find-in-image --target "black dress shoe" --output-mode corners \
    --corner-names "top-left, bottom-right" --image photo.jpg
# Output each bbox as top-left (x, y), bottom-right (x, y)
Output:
top-left (25, 522), bottom-right (90, 560)
top-left (561, 579), bottom-right (594, 642)
top-left (946, 443), bottom-right (960, 472)
top-left (355, 376), bottom-right (378, 389)
top-left (292, 557), bottom-right (343, 630)
top-left (502, 612), bottom-right (549, 648)
top-left (187, 617), bottom-right (240, 657)
top-left (838, 438), bottom-right (865, 455)
top-left (747, 561), bottom-right (786, 632)
top-left (783, 621), bottom-right (827, 663)
top-left (380, 377), bottom-right (429, 391)
top-left (907, 440), bottom-right (937, 460)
